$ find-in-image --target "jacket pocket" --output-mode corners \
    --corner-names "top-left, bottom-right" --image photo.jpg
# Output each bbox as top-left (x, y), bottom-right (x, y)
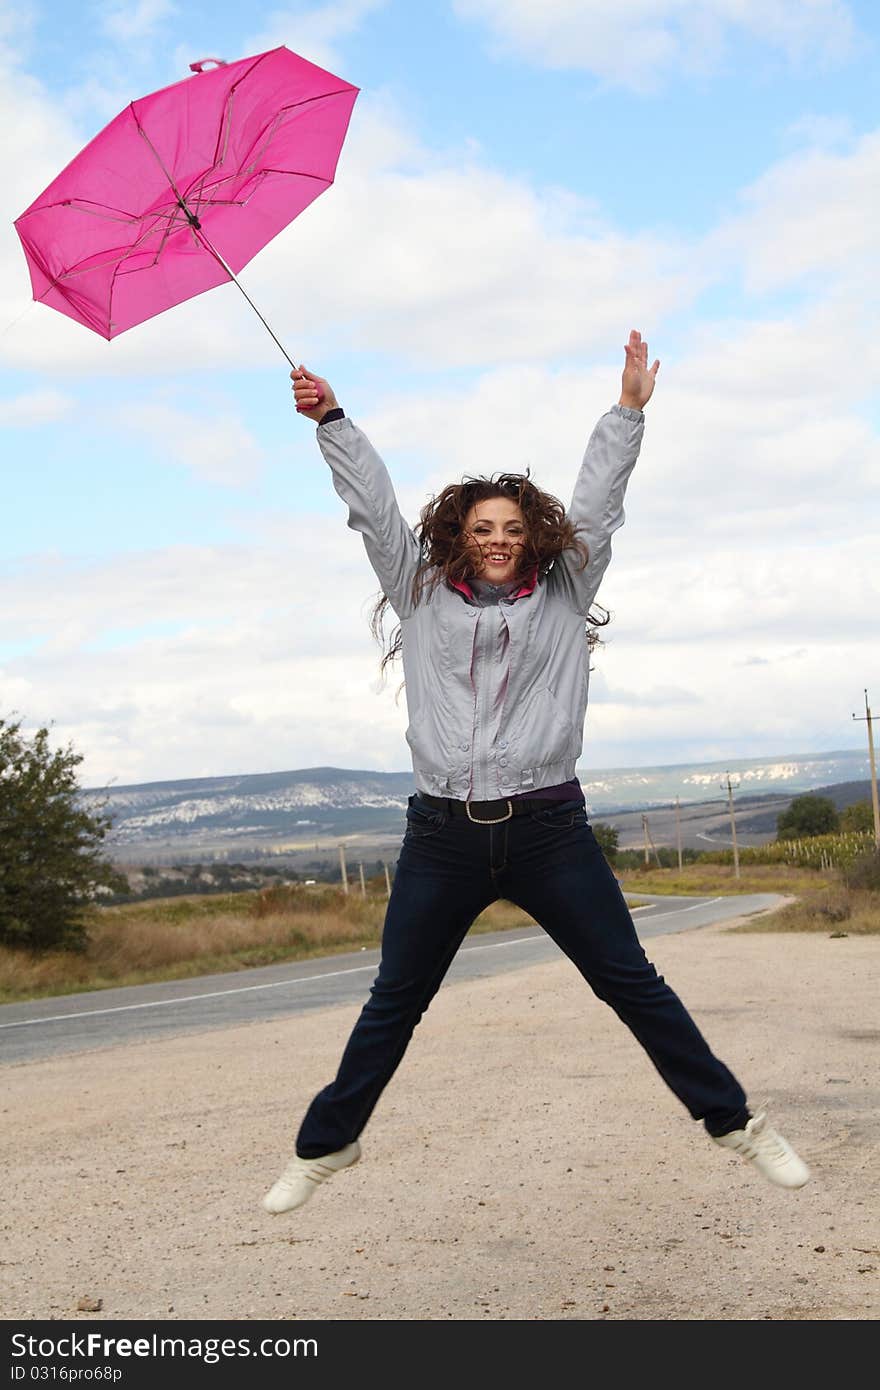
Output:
top-left (513, 686), bottom-right (579, 767)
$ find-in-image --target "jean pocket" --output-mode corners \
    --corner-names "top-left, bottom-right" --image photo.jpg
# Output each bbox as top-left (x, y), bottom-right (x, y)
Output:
top-left (405, 796), bottom-right (449, 839)
top-left (529, 799), bottom-right (589, 830)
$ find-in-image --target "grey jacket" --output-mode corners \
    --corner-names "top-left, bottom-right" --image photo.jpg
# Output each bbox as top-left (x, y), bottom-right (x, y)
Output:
top-left (317, 405), bottom-right (645, 799)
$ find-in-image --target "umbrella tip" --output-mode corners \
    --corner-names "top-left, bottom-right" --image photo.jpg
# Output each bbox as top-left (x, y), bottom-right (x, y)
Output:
top-left (189, 58), bottom-right (227, 74)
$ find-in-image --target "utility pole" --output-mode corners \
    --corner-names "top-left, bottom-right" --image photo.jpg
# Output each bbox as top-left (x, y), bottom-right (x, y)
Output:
top-left (358, 862), bottom-right (366, 897)
top-left (641, 814), bottom-right (662, 869)
top-left (338, 843), bottom-right (349, 894)
top-left (674, 795), bottom-right (683, 872)
top-left (722, 772), bottom-right (741, 880)
top-left (853, 689), bottom-right (880, 849)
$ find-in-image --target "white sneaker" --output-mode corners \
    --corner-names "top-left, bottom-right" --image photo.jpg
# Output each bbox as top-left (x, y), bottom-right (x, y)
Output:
top-left (712, 1111), bottom-right (810, 1189)
top-left (262, 1140), bottom-right (361, 1214)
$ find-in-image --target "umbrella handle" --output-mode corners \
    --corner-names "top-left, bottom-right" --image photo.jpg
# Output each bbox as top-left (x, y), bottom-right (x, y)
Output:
top-left (189, 58), bottom-right (227, 73)
top-left (295, 385), bottom-right (326, 414)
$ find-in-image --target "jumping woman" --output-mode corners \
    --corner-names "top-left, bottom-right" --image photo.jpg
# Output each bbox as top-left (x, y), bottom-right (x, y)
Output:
top-left (262, 331), bottom-right (809, 1215)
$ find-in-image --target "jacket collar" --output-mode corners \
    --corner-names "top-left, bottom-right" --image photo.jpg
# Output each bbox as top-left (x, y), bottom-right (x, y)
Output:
top-left (449, 564), bottom-right (538, 602)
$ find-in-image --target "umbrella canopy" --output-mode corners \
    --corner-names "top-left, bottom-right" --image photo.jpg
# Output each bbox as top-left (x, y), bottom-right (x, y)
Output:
top-left (14, 48), bottom-right (359, 341)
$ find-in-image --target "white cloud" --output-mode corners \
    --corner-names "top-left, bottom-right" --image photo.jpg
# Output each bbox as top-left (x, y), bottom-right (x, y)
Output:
top-left (242, 0), bottom-right (388, 73)
top-left (359, 297), bottom-right (880, 548)
top-left (712, 129), bottom-right (880, 294)
top-left (114, 401), bottom-right (266, 486)
top-left (0, 389), bottom-right (72, 425)
top-left (0, 526), bottom-right (403, 785)
top-left (100, 1), bottom-right (177, 43)
top-left (453, 0), bottom-right (857, 90)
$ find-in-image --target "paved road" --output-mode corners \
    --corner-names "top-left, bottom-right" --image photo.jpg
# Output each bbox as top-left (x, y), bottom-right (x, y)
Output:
top-left (0, 893), bottom-right (782, 1065)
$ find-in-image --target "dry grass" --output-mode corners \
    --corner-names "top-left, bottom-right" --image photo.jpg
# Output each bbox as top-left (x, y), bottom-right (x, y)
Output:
top-left (617, 861), bottom-right (833, 897)
top-left (728, 886), bottom-right (880, 934)
top-left (619, 861), bottom-right (880, 933)
top-left (0, 889), bottom-right (539, 1005)
top-left (6, 866), bottom-right (869, 1006)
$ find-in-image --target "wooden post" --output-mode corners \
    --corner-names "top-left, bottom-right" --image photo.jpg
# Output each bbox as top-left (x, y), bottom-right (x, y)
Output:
top-left (722, 773), bottom-right (741, 880)
top-left (675, 795), bottom-right (683, 872)
top-left (339, 843), bottom-right (348, 894)
top-left (853, 689), bottom-right (880, 850)
top-left (643, 815), bottom-right (662, 869)
top-left (642, 814), bottom-right (650, 867)
top-left (383, 861), bottom-right (392, 899)
top-left (358, 862), bottom-right (366, 897)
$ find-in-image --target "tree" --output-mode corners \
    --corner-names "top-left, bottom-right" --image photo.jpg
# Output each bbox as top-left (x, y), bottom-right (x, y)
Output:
top-left (592, 821), bottom-right (619, 862)
top-left (776, 794), bottom-right (839, 841)
top-left (0, 717), bottom-right (126, 951)
top-left (840, 800), bottom-right (874, 833)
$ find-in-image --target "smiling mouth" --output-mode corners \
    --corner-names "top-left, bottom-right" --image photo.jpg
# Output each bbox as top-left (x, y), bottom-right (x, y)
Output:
top-left (485, 554), bottom-right (511, 564)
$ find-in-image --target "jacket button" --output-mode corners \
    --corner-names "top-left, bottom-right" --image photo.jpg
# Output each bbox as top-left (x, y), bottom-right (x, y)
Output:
top-left (499, 757), bottom-right (508, 766)
top-left (461, 743), bottom-right (470, 750)
top-left (499, 740), bottom-right (508, 749)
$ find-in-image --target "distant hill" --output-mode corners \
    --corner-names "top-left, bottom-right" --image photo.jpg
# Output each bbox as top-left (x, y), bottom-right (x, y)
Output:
top-left (732, 780), bottom-right (875, 836)
top-left (82, 749), bottom-right (872, 861)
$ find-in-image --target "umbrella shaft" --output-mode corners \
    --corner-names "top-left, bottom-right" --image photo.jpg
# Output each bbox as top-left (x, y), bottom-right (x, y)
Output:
top-left (196, 228), bottom-right (296, 370)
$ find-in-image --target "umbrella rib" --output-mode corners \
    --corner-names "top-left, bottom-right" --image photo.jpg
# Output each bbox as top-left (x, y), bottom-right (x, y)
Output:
top-left (17, 198), bottom-right (140, 224)
top-left (209, 50), bottom-right (273, 168)
top-left (141, 207), bottom-right (189, 269)
top-left (236, 88), bottom-right (355, 178)
top-left (105, 206), bottom-right (188, 326)
top-left (53, 209), bottom-right (187, 281)
top-left (171, 75), bottom-right (355, 221)
top-left (193, 169), bottom-right (331, 212)
top-left (131, 106), bottom-right (197, 222)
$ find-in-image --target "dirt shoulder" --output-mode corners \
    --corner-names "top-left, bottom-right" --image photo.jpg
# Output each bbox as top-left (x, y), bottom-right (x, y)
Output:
top-left (3, 915), bottom-right (878, 1321)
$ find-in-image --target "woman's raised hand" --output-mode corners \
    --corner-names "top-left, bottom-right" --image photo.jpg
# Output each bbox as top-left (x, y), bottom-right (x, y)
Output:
top-left (291, 365), bottom-right (339, 422)
top-left (619, 330), bottom-right (660, 411)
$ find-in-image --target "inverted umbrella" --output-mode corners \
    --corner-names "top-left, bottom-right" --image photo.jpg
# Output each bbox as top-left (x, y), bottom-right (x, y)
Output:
top-left (14, 47), bottom-right (359, 365)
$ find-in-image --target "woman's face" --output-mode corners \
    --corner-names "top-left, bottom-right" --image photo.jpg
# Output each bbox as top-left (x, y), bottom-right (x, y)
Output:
top-left (462, 497), bottom-right (526, 585)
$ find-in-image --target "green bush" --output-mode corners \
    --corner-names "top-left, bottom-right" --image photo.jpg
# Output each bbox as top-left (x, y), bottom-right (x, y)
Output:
top-left (0, 717), bottom-right (126, 951)
top-left (841, 800), bottom-right (876, 833)
top-left (844, 849), bottom-right (880, 893)
top-left (777, 794), bottom-right (839, 840)
top-left (592, 822), bottom-right (619, 862)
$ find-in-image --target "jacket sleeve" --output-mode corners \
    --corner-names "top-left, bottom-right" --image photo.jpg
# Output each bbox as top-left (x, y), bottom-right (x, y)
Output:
top-left (316, 416), bottom-right (424, 619)
top-left (548, 403), bottom-right (644, 616)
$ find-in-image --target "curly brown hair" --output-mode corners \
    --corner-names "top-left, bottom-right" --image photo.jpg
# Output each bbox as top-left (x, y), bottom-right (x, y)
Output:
top-left (369, 470), bottom-right (609, 686)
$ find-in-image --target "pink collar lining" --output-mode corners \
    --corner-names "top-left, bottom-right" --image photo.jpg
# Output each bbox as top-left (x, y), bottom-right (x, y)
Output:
top-left (449, 565), bottom-right (538, 602)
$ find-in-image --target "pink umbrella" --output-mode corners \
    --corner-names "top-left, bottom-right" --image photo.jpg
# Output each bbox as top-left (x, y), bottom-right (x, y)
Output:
top-left (13, 47), bottom-right (359, 365)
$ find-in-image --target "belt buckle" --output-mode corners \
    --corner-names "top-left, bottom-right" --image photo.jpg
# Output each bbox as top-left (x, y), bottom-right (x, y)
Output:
top-left (466, 799), bottom-right (513, 825)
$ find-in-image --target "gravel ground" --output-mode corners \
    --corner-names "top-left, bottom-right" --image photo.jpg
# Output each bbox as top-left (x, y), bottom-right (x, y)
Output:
top-left (2, 915), bottom-right (878, 1322)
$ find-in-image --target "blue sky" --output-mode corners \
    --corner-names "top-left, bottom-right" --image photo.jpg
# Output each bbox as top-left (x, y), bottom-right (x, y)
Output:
top-left (2, 0), bottom-right (879, 786)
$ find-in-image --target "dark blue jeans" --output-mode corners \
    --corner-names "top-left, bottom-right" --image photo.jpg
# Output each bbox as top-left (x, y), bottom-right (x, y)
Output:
top-left (296, 794), bottom-right (748, 1157)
